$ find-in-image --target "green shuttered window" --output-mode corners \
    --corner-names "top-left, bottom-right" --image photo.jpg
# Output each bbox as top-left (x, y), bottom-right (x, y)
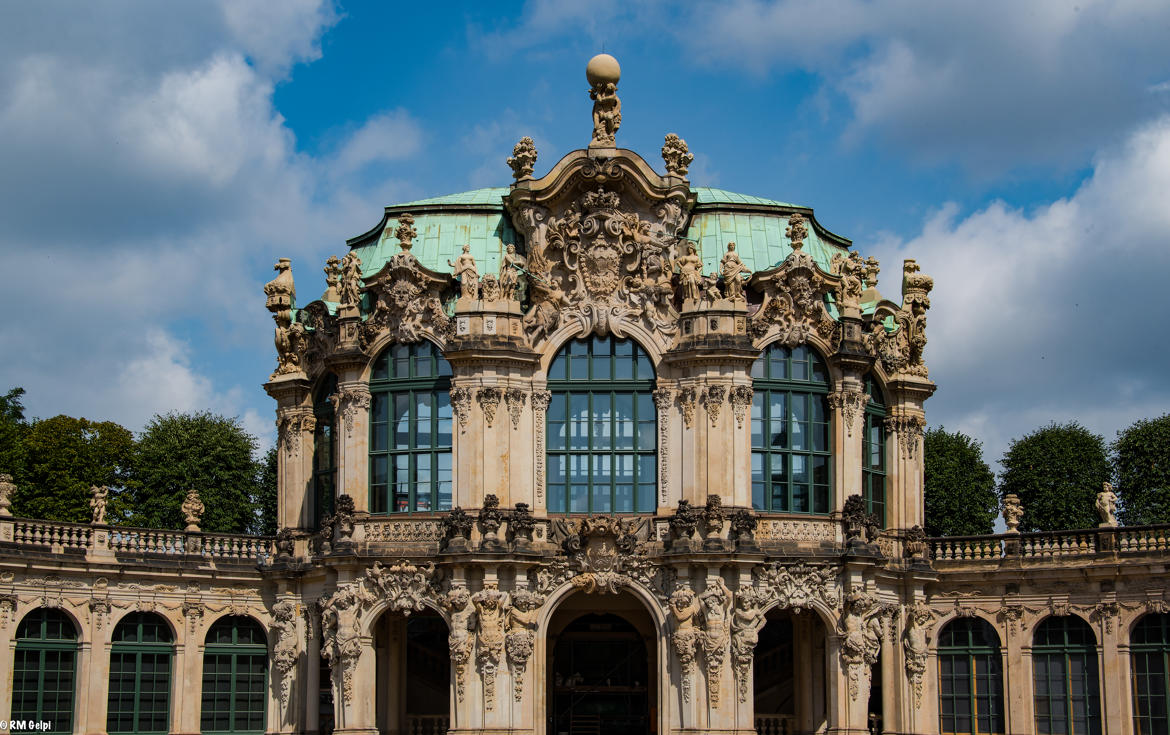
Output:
top-left (937, 618), bottom-right (1005, 735)
top-left (1032, 616), bottom-right (1101, 735)
top-left (369, 341), bottom-right (453, 514)
top-left (750, 345), bottom-right (831, 513)
top-left (107, 613), bottom-right (173, 734)
top-left (547, 337), bottom-right (657, 514)
top-left (13, 608), bottom-right (77, 734)
top-left (201, 616), bottom-right (268, 734)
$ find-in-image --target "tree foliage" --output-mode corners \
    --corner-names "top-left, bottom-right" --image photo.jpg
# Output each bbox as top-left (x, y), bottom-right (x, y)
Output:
top-left (0, 387), bottom-right (29, 479)
top-left (254, 445), bottom-right (278, 536)
top-left (999, 421), bottom-right (1109, 532)
top-left (1112, 413), bottom-right (1170, 526)
top-left (127, 411), bottom-right (262, 534)
top-left (923, 427), bottom-right (998, 536)
top-left (16, 414), bottom-right (135, 523)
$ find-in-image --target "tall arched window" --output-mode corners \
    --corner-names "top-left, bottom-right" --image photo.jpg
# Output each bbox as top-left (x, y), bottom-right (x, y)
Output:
top-left (312, 373), bottom-right (339, 528)
top-left (369, 341), bottom-right (453, 514)
top-left (108, 613), bottom-right (173, 734)
top-left (750, 344), bottom-right (831, 513)
top-left (937, 617), bottom-right (1005, 735)
top-left (201, 616), bottom-right (268, 734)
top-left (1131, 613), bottom-right (1170, 734)
top-left (547, 336), bottom-right (656, 514)
top-left (862, 374), bottom-right (887, 525)
top-left (13, 608), bottom-right (77, 733)
top-left (1033, 616), bottom-right (1102, 735)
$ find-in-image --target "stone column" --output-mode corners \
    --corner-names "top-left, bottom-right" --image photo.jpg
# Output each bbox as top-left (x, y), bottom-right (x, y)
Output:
top-left (173, 612), bottom-right (205, 735)
top-left (266, 376), bottom-right (312, 530)
top-left (828, 384), bottom-right (867, 514)
top-left (335, 381), bottom-right (371, 514)
top-left (1098, 609), bottom-right (1128, 735)
top-left (334, 634), bottom-right (378, 735)
top-left (1003, 616), bottom-right (1034, 735)
top-left (75, 636), bottom-right (98, 735)
top-left (305, 616), bottom-right (321, 735)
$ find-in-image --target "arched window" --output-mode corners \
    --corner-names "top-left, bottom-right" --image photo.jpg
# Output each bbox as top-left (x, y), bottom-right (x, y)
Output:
top-left (547, 336), bottom-right (656, 514)
top-left (937, 617), bottom-right (1005, 735)
top-left (313, 373), bottom-right (339, 528)
top-left (1131, 613), bottom-right (1170, 734)
top-left (13, 608), bottom-right (77, 733)
top-left (201, 616), bottom-right (268, 734)
top-left (862, 375), bottom-right (887, 525)
top-left (369, 341), bottom-right (453, 513)
top-left (750, 344), bottom-right (831, 513)
top-left (108, 613), bottom-right (174, 734)
top-left (1033, 616), bottom-right (1101, 735)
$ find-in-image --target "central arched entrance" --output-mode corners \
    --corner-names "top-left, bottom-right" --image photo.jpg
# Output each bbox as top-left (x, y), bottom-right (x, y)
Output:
top-left (371, 607), bottom-right (450, 735)
top-left (547, 593), bottom-right (657, 735)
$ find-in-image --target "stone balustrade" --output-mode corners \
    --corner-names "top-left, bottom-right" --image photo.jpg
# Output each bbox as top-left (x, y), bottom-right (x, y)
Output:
top-left (929, 524), bottom-right (1170, 563)
top-left (406, 715), bottom-right (450, 735)
top-left (2, 517), bottom-right (275, 564)
top-left (755, 714), bottom-right (797, 735)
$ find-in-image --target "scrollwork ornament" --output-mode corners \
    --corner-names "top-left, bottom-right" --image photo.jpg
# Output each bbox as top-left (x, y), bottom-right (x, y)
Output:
top-left (504, 388), bottom-right (527, 429)
top-left (477, 387), bottom-right (503, 428)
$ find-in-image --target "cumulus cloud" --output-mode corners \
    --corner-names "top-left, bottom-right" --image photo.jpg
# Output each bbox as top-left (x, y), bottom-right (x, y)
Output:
top-left (684, 0), bottom-right (1170, 174)
top-left (0, 1), bottom-right (413, 447)
top-left (871, 115), bottom-right (1170, 467)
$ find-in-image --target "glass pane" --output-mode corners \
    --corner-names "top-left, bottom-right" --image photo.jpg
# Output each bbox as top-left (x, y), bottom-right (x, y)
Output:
top-left (593, 393), bottom-right (613, 447)
top-left (416, 393), bottom-right (434, 448)
top-left (394, 394), bottom-right (410, 450)
top-left (615, 340), bottom-right (633, 379)
top-left (570, 394), bottom-right (589, 450)
top-left (750, 357), bottom-right (764, 378)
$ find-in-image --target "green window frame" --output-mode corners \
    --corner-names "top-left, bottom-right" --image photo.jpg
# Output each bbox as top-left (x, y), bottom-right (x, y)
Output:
top-left (1131, 613), bottom-right (1170, 735)
top-left (108, 613), bottom-right (173, 734)
top-left (201, 616), bottom-right (268, 734)
top-left (937, 617), bottom-right (1005, 735)
top-left (313, 373), bottom-right (339, 528)
top-left (750, 344), bottom-right (831, 513)
top-left (13, 608), bottom-right (77, 733)
top-left (546, 337), bottom-right (657, 514)
top-left (862, 374), bottom-right (887, 526)
top-left (1032, 616), bottom-right (1102, 735)
top-left (369, 341), bottom-right (453, 514)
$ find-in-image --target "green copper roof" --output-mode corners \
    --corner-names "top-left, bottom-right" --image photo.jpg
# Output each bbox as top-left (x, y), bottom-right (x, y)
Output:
top-left (350, 186), bottom-right (851, 279)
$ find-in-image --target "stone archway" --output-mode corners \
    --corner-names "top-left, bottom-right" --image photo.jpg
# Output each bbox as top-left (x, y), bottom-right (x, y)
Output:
top-left (371, 606), bottom-right (451, 735)
top-left (545, 592), bottom-right (658, 735)
top-left (753, 607), bottom-right (829, 735)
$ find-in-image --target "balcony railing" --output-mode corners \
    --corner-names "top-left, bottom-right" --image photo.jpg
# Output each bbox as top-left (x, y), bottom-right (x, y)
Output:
top-left (406, 715), bottom-right (449, 735)
top-left (3, 516), bottom-right (275, 564)
top-left (755, 714), bottom-right (797, 735)
top-left (929, 524), bottom-right (1170, 562)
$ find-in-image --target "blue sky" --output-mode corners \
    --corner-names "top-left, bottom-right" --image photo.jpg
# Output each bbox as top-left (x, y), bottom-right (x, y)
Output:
top-left (2, 0), bottom-right (1169, 474)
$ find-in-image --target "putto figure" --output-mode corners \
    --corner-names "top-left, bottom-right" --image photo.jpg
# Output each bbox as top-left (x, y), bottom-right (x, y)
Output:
top-left (587, 54), bottom-right (622, 147)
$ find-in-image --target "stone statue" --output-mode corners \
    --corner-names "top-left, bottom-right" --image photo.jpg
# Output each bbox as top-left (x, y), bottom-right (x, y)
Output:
top-left (669, 585), bottom-right (702, 703)
top-left (1097, 482), bottom-right (1119, 527)
top-left (182, 489), bottom-right (205, 532)
top-left (339, 252), bottom-right (363, 309)
top-left (265, 258), bottom-right (306, 377)
top-left (499, 244), bottom-right (527, 300)
top-left (587, 54), bottom-right (622, 147)
top-left (90, 485), bottom-right (108, 524)
top-left (448, 244), bottom-right (479, 299)
top-left (0, 473), bottom-right (14, 517)
top-left (1002, 493), bottom-right (1023, 533)
top-left (730, 586), bottom-right (767, 702)
top-left (838, 590), bottom-right (883, 700)
top-left (473, 585), bottom-right (510, 710)
top-left (721, 242), bottom-right (749, 301)
top-left (322, 255), bottom-right (342, 302)
top-left (903, 601), bottom-right (934, 705)
top-left (675, 244), bottom-right (703, 303)
top-left (444, 587), bottom-right (474, 702)
top-left (271, 600), bottom-right (299, 707)
top-left (505, 589), bottom-right (542, 701)
top-left (699, 577), bottom-right (733, 705)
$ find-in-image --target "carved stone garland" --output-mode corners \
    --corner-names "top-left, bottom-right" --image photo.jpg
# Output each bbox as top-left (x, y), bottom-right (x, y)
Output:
top-left (532, 390), bottom-right (552, 503)
top-left (504, 388), bottom-right (526, 429)
top-left (652, 388), bottom-right (673, 504)
top-left (477, 387), bottom-right (503, 428)
top-left (277, 413), bottom-right (315, 460)
top-left (727, 385), bottom-right (753, 429)
top-left (450, 387), bottom-right (472, 434)
top-left (886, 414), bottom-right (925, 460)
top-left (703, 385), bottom-right (726, 427)
top-left (678, 387), bottom-right (697, 429)
top-left (827, 390), bottom-right (869, 438)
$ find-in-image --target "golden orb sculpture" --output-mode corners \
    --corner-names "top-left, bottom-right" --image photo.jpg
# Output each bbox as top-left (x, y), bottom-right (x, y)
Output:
top-left (586, 54), bottom-right (621, 86)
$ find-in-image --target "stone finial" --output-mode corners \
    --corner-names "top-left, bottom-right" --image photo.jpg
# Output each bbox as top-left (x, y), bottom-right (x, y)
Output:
top-left (786, 213), bottom-right (808, 251)
top-left (587, 54), bottom-right (622, 148)
top-left (863, 256), bottom-right (880, 289)
top-left (265, 259), bottom-right (306, 378)
top-left (182, 489), bottom-right (205, 532)
top-left (507, 137), bottom-right (538, 180)
top-left (1096, 482), bottom-right (1119, 527)
top-left (0, 474), bottom-right (13, 517)
top-left (661, 133), bottom-right (694, 177)
top-left (90, 485), bottom-right (109, 525)
top-left (1002, 493), bottom-right (1023, 533)
top-left (394, 213), bottom-right (418, 251)
top-left (322, 255), bottom-right (342, 302)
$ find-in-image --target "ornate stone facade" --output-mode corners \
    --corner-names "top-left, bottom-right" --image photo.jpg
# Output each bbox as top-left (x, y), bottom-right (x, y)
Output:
top-left (0, 54), bottom-right (1165, 735)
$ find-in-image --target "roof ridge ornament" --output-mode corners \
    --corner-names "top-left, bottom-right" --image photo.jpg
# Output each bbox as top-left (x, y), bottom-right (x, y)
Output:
top-left (507, 136), bottom-right (537, 181)
top-left (661, 133), bottom-right (694, 177)
top-left (587, 54), bottom-right (621, 149)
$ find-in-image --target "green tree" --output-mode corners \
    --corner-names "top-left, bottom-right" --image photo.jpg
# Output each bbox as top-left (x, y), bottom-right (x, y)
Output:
top-left (999, 421), bottom-right (1109, 532)
top-left (923, 427), bottom-right (998, 536)
top-left (253, 445), bottom-right (278, 536)
top-left (16, 414), bottom-right (135, 523)
top-left (1112, 414), bottom-right (1170, 526)
top-left (128, 412), bottom-right (261, 534)
top-left (0, 387), bottom-right (29, 479)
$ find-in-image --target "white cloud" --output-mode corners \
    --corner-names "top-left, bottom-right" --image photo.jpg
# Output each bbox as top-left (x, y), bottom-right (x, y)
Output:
top-left (684, 0), bottom-right (1170, 173)
top-left (331, 110), bottom-right (425, 178)
top-left (871, 114), bottom-right (1170, 468)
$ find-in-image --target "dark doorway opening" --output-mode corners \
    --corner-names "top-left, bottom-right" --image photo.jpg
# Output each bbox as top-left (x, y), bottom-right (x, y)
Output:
top-left (551, 613), bottom-right (650, 735)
